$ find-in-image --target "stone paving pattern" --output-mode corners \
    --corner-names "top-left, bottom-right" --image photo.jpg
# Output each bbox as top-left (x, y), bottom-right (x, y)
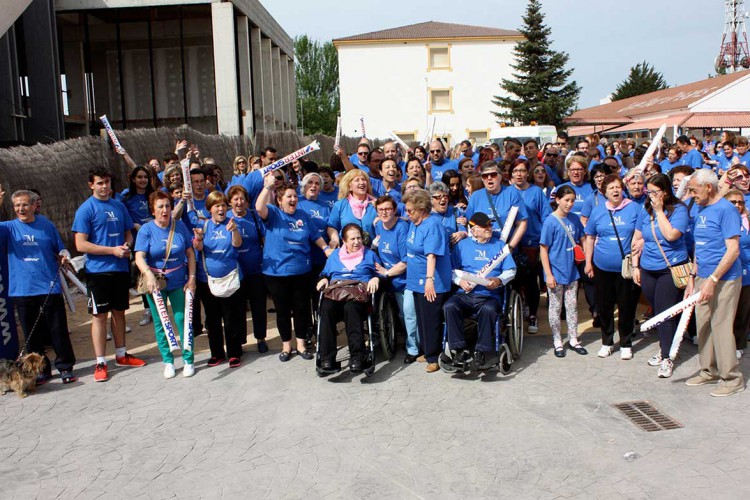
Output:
top-left (2, 294), bottom-right (750, 499)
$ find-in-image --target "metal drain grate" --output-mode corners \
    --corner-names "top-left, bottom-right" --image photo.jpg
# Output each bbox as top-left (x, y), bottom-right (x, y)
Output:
top-left (613, 401), bottom-right (683, 432)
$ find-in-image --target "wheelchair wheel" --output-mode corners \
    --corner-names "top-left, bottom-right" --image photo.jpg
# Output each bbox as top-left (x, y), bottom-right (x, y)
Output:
top-left (506, 290), bottom-right (524, 359)
top-left (378, 292), bottom-right (398, 361)
top-left (497, 345), bottom-right (512, 375)
top-left (438, 353), bottom-right (460, 374)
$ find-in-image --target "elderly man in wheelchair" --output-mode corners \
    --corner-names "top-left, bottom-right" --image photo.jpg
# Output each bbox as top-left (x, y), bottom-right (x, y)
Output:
top-left (440, 212), bottom-right (517, 372)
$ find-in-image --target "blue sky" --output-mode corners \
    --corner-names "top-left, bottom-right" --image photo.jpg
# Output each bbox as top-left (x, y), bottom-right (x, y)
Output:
top-left (264, 0), bottom-right (728, 109)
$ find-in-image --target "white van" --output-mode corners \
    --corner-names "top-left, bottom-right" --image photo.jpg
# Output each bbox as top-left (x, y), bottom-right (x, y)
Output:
top-left (489, 125), bottom-right (558, 148)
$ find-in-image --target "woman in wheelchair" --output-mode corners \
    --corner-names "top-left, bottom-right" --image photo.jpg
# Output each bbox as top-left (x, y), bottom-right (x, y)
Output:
top-left (442, 212), bottom-right (517, 371)
top-left (316, 224), bottom-right (381, 375)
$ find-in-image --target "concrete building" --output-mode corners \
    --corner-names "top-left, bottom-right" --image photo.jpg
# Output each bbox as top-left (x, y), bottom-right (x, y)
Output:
top-left (333, 21), bottom-right (521, 147)
top-left (0, 0), bottom-right (296, 146)
top-left (565, 70), bottom-right (750, 141)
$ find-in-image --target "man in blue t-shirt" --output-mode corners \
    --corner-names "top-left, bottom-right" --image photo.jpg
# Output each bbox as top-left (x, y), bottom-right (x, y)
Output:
top-left (677, 135), bottom-right (704, 169)
top-left (426, 140), bottom-right (459, 183)
top-left (72, 166), bottom-right (146, 382)
top-left (684, 169), bottom-right (744, 396)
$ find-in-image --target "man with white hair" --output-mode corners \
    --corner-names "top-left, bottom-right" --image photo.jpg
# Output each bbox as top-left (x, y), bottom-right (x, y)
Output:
top-left (684, 169), bottom-right (744, 397)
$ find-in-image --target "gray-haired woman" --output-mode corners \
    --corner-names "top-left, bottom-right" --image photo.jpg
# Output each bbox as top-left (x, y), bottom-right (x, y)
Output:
top-left (429, 181), bottom-right (468, 245)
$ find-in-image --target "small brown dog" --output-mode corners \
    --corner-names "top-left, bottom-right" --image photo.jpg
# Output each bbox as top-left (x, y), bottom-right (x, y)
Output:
top-left (0, 353), bottom-right (46, 398)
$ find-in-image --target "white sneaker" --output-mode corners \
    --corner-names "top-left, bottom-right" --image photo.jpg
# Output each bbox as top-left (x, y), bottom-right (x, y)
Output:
top-left (139, 310), bottom-right (153, 326)
top-left (125, 325), bottom-right (132, 333)
top-left (106, 330), bottom-right (112, 341)
top-left (183, 363), bottom-right (195, 378)
top-left (129, 288), bottom-right (141, 297)
top-left (598, 345), bottom-right (613, 358)
top-left (737, 350), bottom-right (744, 360)
top-left (647, 353), bottom-right (662, 366)
top-left (657, 358), bottom-right (674, 378)
top-left (163, 363), bottom-right (176, 379)
top-left (620, 347), bottom-right (633, 360)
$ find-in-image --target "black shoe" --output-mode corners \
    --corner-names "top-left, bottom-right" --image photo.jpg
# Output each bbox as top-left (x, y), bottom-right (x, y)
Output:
top-left (404, 354), bottom-right (418, 364)
top-left (279, 351), bottom-right (292, 362)
top-left (320, 360), bottom-right (334, 371)
top-left (297, 350), bottom-right (314, 361)
top-left (570, 344), bottom-right (588, 355)
top-left (554, 347), bottom-right (566, 358)
top-left (455, 349), bottom-right (472, 364)
top-left (471, 350), bottom-right (487, 370)
top-left (350, 358), bottom-right (363, 372)
top-left (257, 340), bottom-right (268, 354)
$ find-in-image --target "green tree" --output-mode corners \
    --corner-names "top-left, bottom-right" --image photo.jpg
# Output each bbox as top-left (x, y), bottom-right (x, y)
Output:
top-left (611, 61), bottom-right (668, 101)
top-left (294, 35), bottom-right (339, 135)
top-left (492, 0), bottom-right (580, 129)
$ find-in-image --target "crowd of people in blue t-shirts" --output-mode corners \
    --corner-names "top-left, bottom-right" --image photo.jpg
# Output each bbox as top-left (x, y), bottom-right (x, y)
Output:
top-left (2, 129), bottom-right (749, 396)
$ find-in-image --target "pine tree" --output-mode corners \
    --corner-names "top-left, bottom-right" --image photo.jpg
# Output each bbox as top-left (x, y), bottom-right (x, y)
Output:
top-left (611, 62), bottom-right (668, 101)
top-left (492, 0), bottom-right (580, 129)
top-left (295, 35), bottom-right (339, 135)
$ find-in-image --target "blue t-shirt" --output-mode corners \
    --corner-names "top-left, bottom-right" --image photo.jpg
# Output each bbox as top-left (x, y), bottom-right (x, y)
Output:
top-left (327, 198), bottom-right (378, 244)
top-left (465, 187), bottom-right (529, 240)
top-left (373, 218), bottom-right (409, 292)
top-left (580, 192), bottom-right (606, 219)
top-left (512, 184), bottom-right (551, 247)
top-left (549, 182), bottom-right (594, 219)
top-left (451, 237), bottom-right (516, 300)
top-left (432, 208), bottom-right (466, 239)
top-left (714, 153), bottom-right (738, 172)
top-left (585, 201), bottom-right (640, 273)
top-left (628, 194), bottom-right (647, 206)
top-left (72, 196), bottom-right (134, 274)
top-left (740, 221), bottom-right (750, 287)
top-left (227, 210), bottom-right (265, 276)
top-left (298, 197), bottom-right (331, 266)
top-left (370, 179), bottom-right (402, 203)
top-left (693, 198), bottom-right (742, 280)
top-left (635, 204), bottom-right (689, 271)
top-left (199, 219), bottom-right (241, 282)
top-left (540, 213), bottom-right (584, 285)
top-left (317, 187), bottom-right (339, 210)
top-left (261, 204), bottom-right (317, 276)
top-left (659, 159), bottom-right (681, 174)
top-left (120, 191), bottom-right (153, 226)
top-left (430, 158), bottom-right (459, 181)
top-left (1, 218), bottom-right (65, 297)
top-left (240, 170), bottom-right (265, 206)
top-left (321, 247), bottom-right (381, 284)
top-left (185, 196), bottom-right (209, 229)
top-left (134, 220), bottom-right (193, 291)
top-left (738, 151), bottom-right (750, 167)
top-left (405, 213), bottom-right (452, 294)
top-left (681, 149), bottom-right (704, 169)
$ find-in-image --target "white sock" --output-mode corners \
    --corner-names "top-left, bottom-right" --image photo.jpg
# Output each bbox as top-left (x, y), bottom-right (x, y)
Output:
top-left (569, 337), bottom-right (580, 347)
top-left (115, 347), bottom-right (127, 358)
top-left (96, 356), bottom-right (107, 364)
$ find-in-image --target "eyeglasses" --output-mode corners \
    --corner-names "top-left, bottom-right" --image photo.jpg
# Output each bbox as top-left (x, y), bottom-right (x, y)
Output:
top-left (377, 207), bottom-right (395, 213)
top-left (729, 199), bottom-right (745, 205)
top-left (357, 151), bottom-right (368, 156)
top-left (405, 184), bottom-right (420, 190)
top-left (730, 174), bottom-right (747, 182)
top-left (481, 172), bottom-right (499, 179)
top-left (568, 169), bottom-right (584, 173)
top-left (431, 194), bottom-right (449, 200)
top-left (593, 174), bottom-right (606, 180)
top-left (545, 153), bottom-right (559, 157)
top-left (405, 207), bottom-right (417, 214)
top-left (512, 169), bottom-right (528, 174)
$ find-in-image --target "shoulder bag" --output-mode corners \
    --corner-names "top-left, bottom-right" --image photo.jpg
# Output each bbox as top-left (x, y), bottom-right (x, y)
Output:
top-left (552, 214), bottom-right (586, 264)
top-left (136, 220), bottom-right (173, 293)
top-left (651, 217), bottom-right (691, 289)
top-left (201, 220), bottom-right (241, 298)
top-left (323, 279), bottom-right (369, 303)
top-left (608, 209), bottom-right (633, 280)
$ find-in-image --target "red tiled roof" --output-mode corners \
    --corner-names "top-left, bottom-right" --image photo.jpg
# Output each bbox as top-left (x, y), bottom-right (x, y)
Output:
top-left (682, 112), bottom-right (750, 128)
top-left (606, 115), bottom-right (692, 133)
top-left (566, 70), bottom-right (750, 124)
top-left (333, 21), bottom-right (521, 43)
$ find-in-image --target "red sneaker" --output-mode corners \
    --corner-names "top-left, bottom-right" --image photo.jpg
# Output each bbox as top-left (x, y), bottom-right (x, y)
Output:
top-left (94, 363), bottom-right (108, 382)
top-left (115, 353), bottom-right (147, 367)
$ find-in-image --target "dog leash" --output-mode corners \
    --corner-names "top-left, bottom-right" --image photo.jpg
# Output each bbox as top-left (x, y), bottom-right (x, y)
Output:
top-left (17, 266), bottom-right (62, 360)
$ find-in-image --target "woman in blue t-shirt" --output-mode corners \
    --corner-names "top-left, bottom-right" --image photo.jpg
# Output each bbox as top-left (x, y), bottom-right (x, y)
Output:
top-left (584, 174), bottom-right (641, 360)
top-left (327, 169), bottom-right (377, 248)
top-left (256, 174), bottom-right (331, 363)
top-left (725, 190), bottom-right (750, 359)
top-left (135, 191), bottom-right (197, 378)
top-left (429, 181), bottom-right (468, 245)
top-left (227, 185), bottom-right (267, 353)
top-left (540, 185), bottom-right (587, 358)
top-left (403, 189), bottom-right (452, 373)
top-left (298, 173), bottom-right (332, 318)
top-left (193, 191), bottom-right (245, 368)
top-left (631, 174), bottom-right (689, 378)
top-left (315, 224), bottom-right (381, 375)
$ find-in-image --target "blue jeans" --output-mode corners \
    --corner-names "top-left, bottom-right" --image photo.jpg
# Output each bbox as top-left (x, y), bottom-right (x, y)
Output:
top-left (402, 290), bottom-right (419, 355)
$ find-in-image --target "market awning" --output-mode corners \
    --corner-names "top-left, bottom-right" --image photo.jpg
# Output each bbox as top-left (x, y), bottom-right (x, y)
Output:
top-left (681, 112), bottom-right (750, 128)
top-left (605, 114), bottom-right (692, 134)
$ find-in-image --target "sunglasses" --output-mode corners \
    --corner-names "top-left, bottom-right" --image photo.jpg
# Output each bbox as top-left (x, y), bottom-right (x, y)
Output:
top-left (481, 171), bottom-right (499, 179)
top-left (429, 149), bottom-right (443, 154)
top-left (729, 199), bottom-right (745, 205)
top-left (357, 152), bottom-right (368, 156)
top-left (730, 174), bottom-right (747, 182)
top-left (545, 153), bottom-right (559, 157)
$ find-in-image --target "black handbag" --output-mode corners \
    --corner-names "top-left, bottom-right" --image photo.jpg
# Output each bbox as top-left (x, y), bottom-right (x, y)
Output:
top-left (323, 280), bottom-right (369, 303)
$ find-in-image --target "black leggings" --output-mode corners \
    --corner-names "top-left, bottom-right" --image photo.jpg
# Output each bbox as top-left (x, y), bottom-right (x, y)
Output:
top-left (15, 294), bottom-right (75, 373)
top-left (241, 274), bottom-right (267, 340)
top-left (413, 292), bottom-right (447, 363)
top-left (264, 273), bottom-right (311, 343)
top-left (513, 250), bottom-right (540, 317)
top-left (317, 298), bottom-right (368, 365)
top-left (593, 266), bottom-right (638, 348)
top-left (197, 281), bottom-right (246, 359)
top-left (640, 267), bottom-right (683, 358)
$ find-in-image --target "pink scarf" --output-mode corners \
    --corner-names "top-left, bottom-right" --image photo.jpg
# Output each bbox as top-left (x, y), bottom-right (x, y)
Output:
top-left (605, 198), bottom-right (633, 211)
top-left (742, 213), bottom-right (749, 233)
top-left (338, 244), bottom-right (364, 271)
top-left (348, 194), bottom-right (373, 219)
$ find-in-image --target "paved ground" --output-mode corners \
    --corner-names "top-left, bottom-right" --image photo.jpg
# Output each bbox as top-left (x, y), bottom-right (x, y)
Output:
top-left (2, 292), bottom-right (750, 499)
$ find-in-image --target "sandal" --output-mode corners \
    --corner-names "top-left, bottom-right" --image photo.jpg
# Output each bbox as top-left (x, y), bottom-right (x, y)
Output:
top-left (279, 351), bottom-right (292, 362)
top-left (61, 370), bottom-right (77, 384)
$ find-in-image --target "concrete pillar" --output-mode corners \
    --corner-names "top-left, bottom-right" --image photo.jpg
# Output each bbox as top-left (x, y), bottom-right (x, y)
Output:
top-left (260, 37), bottom-right (274, 132)
top-left (235, 15), bottom-right (254, 137)
top-left (279, 54), bottom-right (290, 130)
top-left (211, 2), bottom-right (239, 135)
top-left (249, 27), bottom-right (265, 133)
top-left (21, 0), bottom-right (64, 142)
top-left (271, 46), bottom-right (282, 130)
top-left (287, 57), bottom-right (297, 132)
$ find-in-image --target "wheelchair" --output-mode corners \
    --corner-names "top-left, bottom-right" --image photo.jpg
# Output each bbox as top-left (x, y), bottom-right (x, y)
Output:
top-left (376, 287), bottom-right (402, 362)
top-left (314, 292), bottom-right (378, 377)
top-left (438, 286), bottom-right (524, 375)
